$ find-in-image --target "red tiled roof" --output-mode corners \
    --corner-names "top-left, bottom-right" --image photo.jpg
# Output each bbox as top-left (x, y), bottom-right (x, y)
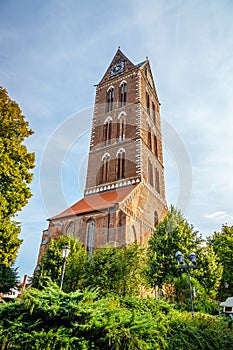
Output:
top-left (49, 184), bottom-right (138, 220)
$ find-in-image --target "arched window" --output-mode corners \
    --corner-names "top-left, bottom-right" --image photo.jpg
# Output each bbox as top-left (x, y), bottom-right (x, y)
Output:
top-left (154, 135), bottom-right (158, 157)
top-left (132, 225), bottom-right (137, 243)
top-left (147, 121), bottom-right (152, 150)
top-left (106, 87), bottom-right (114, 112)
top-left (154, 211), bottom-right (158, 227)
top-left (118, 210), bottom-right (123, 227)
top-left (146, 91), bottom-right (150, 115)
top-left (119, 82), bottom-right (127, 107)
top-left (155, 168), bottom-right (160, 193)
top-left (87, 219), bottom-right (95, 259)
top-left (152, 102), bottom-right (156, 124)
top-left (117, 113), bottom-right (126, 141)
top-left (116, 149), bottom-right (125, 180)
top-left (103, 117), bottom-right (112, 146)
top-left (66, 221), bottom-right (75, 236)
top-left (148, 158), bottom-right (153, 186)
top-left (102, 153), bottom-right (110, 183)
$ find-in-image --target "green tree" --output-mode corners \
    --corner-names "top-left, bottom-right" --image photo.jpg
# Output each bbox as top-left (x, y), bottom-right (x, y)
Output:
top-left (147, 206), bottom-right (202, 289)
top-left (173, 274), bottom-right (218, 314)
top-left (147, 206), bottom-right (222, 312)
top-left (32, 236), bottom-right (88, 291)
top-left (0, 283), bottom-right (233, 349)
top-left (32, 238), bottom-right (63, 288)
top-left (0, 87), bottom-right (35, 265)
top-left (85, 244), bottom-right (147, 297)
top-left (0, 264), bottom-right (19, 294)
top-left (194, 245), bottom-right (222, 299)
top-left (0, 217), bottom-right (21, 267)
top-left (208, 225), bottom-right (233, 299)
top-left (62, 238), bottom-right (88, 292)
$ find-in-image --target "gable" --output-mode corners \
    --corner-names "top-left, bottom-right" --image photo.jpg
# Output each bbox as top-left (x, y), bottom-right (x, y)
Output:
top-left (98, 48), bottom-right (136, 85)
top-left (141, 61), bottom-right (156, 92)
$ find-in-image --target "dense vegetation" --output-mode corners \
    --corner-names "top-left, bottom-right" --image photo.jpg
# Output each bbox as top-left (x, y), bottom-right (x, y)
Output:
top-left (0, 87), bottom-right (34, 292)
top-left (1, 205), bottom-right (233, 348)
top-left (32, 236), bottom-right (147, 298)
top-left (0, 283), bottom-right (232, 350)
top-left (147, 206), bottom-right (223, 312)
top-left (0, 86), bottom-right (232, 347)
top-left (32, 207), bottom-right (226, 313)
top-left (0, 264), bottom-right (19, 294)
top-left (207, 224), bottom-right (233, 299)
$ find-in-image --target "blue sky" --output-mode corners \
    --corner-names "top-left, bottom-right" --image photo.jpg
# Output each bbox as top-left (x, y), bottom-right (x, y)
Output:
top-left (0, 0), bottom-right (232, 278)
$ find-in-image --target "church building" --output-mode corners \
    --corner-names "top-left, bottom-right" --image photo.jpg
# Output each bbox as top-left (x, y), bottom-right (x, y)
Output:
top-left (39, 48), bottom-right (167, 258)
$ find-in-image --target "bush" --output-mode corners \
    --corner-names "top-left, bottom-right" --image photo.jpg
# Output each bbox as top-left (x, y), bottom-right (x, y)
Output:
top-left (0, 283), bottom-right (232, 349)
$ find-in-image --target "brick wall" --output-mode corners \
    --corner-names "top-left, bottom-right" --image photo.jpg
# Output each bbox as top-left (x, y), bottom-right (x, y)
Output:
top-left (36, 50), bottom-right (168, 267)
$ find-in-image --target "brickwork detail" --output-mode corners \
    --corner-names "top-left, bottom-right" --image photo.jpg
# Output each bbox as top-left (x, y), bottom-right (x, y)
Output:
top-left (37, 49), bottom-right (168, 265)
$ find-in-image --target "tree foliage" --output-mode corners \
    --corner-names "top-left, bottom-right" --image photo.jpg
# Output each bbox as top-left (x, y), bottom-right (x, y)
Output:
top-left (0, 264), bottom-right (19, 294)
top-left (173, 274), bottom-right (218, 314)
top-left (0, 217), bottom-right (21, 266)
top-left (62, 238), bottom-right (89, 292)
top-left (31, 236), bottom-right (88, 292)
top-left (32, 237), bottom-right (147, 297)
top-left (207, 225), bottom-right (233, 299)
top-left (147, 206), bottom-right (202, 288)
top-left (0, 87), bottom-right (35, 265)
top-left (147, 206), bottom-right (222, 312)
top-left (194, 245), bottom-right (223, 298)
top-left (0, 283), bottom-right (232, 349)
top-left (85, 244), bottom-right (147, 297)
top-left (33, 208), bottom-right (224, 313)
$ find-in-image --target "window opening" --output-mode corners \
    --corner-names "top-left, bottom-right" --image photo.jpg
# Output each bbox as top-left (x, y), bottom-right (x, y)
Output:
top-left (102, 154), bottom-right (110, 183)
top-left (87, 220), bottom-right (95, 259)
top-left (154, 211), bottom-right (158, 227)
top-left (119, 82), bottom-right (127, 106)
top-left (106, 87), bottom-right (114, 112)
top-left (116, 149), bottom-right (125, 179)
top-left (148, 159), bottom-right (153, 186)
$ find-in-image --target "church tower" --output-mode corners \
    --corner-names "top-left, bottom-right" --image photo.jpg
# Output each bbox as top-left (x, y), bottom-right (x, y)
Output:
top-left (39, 49), bottom-right (167, 258)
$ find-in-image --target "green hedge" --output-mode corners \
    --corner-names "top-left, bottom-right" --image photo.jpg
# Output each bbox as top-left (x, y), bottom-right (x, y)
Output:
top-left (0, 284), bottom-right (232, 349)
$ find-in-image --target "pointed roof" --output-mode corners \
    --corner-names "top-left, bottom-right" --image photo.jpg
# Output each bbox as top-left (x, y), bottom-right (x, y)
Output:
top-left (138, 58), bottom-right (159, 102)
top-left (98, 49), bottom-right (159, 102)
top-left (49, 184), bottom-right (139, 220)
top-left (98, 48), bottom-right (136, 85)
top-left (136, 59), bottom-right (147, 68)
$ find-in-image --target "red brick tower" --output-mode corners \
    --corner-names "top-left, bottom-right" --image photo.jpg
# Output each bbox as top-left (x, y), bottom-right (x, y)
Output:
top-left (39, 49), bottom-right (167, 258)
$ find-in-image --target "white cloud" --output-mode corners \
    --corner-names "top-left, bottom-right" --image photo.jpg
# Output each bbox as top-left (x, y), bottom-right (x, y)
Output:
top-left (204, 211), bottom-right (232, 222)
top-left (1, 0), bottom-right (233, 277)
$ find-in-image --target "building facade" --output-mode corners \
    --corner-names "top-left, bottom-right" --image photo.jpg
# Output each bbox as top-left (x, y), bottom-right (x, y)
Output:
top-left (39, 49), bottom-right (167, 258)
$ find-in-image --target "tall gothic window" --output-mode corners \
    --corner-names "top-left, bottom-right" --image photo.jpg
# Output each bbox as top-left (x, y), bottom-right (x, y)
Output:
top-left (87, 219), bottom-right (95, 259)
top-left (103, 118), bottom-right (112, 145)
top-left (102, 153), bottom-right (110, 183)
top-left (66, 221), bottom-right (75, 236)
top-left (152, 102), bottom-right (156, 124)
top-left (106, 87), bottom-right (114, 112)
top-left (146, 91), bottom-right (150, 115)
top-left (154, 211), bottom-right (158, 227)
top-left (119, 82), bottom-right (127, 107)
top-left (154, 134), bottom-right (158, 157)
top-left (117, 114), bottom-right (126, 141)
top-left (147, 123), bottom-right (152, 150)
top-left (116, 149), bottom-right (125, 179)
top-left (148, 158), bottom-right (153, 186)
top-left (155, 168), bottom-right (160, 193)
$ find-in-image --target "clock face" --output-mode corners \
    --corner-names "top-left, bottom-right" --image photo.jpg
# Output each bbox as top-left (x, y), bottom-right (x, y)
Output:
top-left (110, 62), bottom-right (124, 76)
